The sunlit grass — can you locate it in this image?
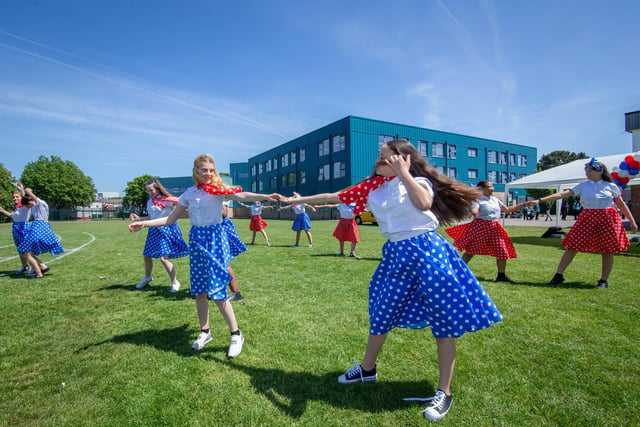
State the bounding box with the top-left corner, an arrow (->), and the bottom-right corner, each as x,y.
1,219 -> 638,425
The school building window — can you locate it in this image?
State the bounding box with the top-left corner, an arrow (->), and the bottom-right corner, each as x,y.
488,170 -> 498,182
258,162 -> 263,174
518,155 -> 527,167
318,139 -> 330,157
299,169 -> 306,184
332,135 -> 345,153
488,150 -> 497,164
318,164 -> 330,181
333,161 -> 346,178
435,165 -> 445,174
447,167 -> 457,179
378,135 -> 394,149
299,148 -> 306,162
468,169 -> 478,179
468,147 -> 478,158
281,154 -> 289,167
432,143 -> 444,158
270,176 -> 277,190
290,151 -> 296,165
500,171 -> 508,184
288,172 -> 296,186
499,152 -> 507,165
509,153 -> 516,166
419,141 -> 428,157
266,159 -> 272,172
448,145 -> 457,159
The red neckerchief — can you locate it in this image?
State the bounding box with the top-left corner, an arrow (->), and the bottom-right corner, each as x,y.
196,183 -> 242,195
151,195 -> 180,208
338,176 -> 395,215
14,202 -> 23,210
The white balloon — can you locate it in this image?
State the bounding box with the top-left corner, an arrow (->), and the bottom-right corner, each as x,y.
618,169 -> 629,178
612,166 -> 620,173
634,152 -> 640,162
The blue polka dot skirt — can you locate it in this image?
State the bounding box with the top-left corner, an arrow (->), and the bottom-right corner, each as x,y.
188,224 -> 232,300
18,220 -> 64,256
291,212 -> 312,231
369,231 -> 503,338
12,222 -> 30,247
142,223 -> 189,259
222,217 -> 247,259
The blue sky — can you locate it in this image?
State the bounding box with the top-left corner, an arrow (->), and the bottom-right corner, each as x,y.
1,0 -> 639,192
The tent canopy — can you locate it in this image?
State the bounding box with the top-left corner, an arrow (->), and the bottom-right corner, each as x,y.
505,153 -> 640,192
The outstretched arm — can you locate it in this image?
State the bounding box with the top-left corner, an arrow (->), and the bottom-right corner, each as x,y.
0,207 -> 11,217
536,189 -> 573,205
227,192 -> 279,203
129,204 -> 186,233
24,187 -> 39,203
279,192 -> 341,205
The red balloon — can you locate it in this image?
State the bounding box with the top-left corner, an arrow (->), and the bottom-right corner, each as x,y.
611,172 -> 620,179
625,155 -> 634,164
629,160 -> 640,169
618,176 -> 629,184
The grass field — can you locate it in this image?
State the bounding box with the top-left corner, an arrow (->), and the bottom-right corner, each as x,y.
1,218 -> 638,426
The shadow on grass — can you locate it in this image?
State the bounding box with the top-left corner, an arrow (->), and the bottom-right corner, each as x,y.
75,324 -> 216,357
475,275 -> 596,289
98,283 -> 193,300
209,356 -> 432,418
309,253 -> 381,261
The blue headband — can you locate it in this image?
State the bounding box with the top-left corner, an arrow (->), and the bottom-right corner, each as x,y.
585,157 -> 603,171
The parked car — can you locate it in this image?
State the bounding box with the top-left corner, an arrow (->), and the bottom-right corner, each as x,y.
355,210 -> 377,225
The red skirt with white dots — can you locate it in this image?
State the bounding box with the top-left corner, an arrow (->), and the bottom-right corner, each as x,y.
561,208 -> 630,253
445,218 -> 517,259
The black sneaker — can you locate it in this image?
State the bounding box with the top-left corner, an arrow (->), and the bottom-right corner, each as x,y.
422,389 -> 453,421
596,279 -> 608,289
495,273 -> 513,283
337,361 -> 377,384
548,273 -> 564,285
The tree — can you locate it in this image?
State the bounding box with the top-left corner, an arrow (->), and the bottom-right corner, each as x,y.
537,150 -> 588,171
0,163 -> 17,222
20,156 -> 96,209
122,174 -> 158,211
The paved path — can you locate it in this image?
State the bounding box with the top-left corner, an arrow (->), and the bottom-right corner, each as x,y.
500,216 -> 577,228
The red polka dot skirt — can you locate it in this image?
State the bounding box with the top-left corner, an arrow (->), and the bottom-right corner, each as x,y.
562,208 -> 630,253
445,218 -> 517,259
332,218 -> 360,243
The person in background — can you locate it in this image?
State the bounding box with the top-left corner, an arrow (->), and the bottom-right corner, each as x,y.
544,201 -> 553,221
279,193 -> 316,248
538,158 -> 637,288
0,190 -> 39,276
572,199 -> 581,220
445,181 -> 535,283
316,202 -> 361,258
277,140 -> 502,422
129,179 -> 188,292
560,200 -> 569,220
18,185 -> 63,276
239,201 -> 273,246
129,154 -> 276,357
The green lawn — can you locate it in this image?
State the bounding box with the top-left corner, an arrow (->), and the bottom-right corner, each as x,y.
1,219 -> 638,426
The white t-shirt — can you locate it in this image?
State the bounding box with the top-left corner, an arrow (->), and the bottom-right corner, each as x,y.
178,186 -> 224,227
367,176 -> 439,241
337,203 -> 355,219
11,206 -> 30,223
472,196 -> 503,221
31,199 -> 50,221
571,180 -> 620,209
250,204 -> 264,216
146,198 -> 176,220
293,203 -> 306,215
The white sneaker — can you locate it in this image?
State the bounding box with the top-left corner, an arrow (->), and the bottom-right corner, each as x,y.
266,240 -> 271,247
171,281 -> 181,292
308,243 -> 313,248
227,331 -> 244,358
136,276 -> 153,289
192,330 -> 212,350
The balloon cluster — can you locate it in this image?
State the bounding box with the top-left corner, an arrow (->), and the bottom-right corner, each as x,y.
611,152 -> 640,189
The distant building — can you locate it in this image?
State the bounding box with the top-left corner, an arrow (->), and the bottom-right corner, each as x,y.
230,115 -> 537,203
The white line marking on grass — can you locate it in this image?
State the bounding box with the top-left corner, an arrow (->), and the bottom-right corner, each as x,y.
0,232 -> 95,265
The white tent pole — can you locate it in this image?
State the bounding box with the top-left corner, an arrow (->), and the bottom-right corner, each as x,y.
555,185 -> 561,227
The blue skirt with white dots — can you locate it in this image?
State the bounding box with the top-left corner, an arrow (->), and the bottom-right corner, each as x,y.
369,231 -> 503,338
142,223 -> 189,259
188,224 -> 232,300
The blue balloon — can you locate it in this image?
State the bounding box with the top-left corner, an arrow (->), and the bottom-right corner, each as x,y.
628,168 -> 639,175
619,161 -> 629,170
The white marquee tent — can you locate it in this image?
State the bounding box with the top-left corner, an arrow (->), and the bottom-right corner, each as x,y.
505,153 -> 640,192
